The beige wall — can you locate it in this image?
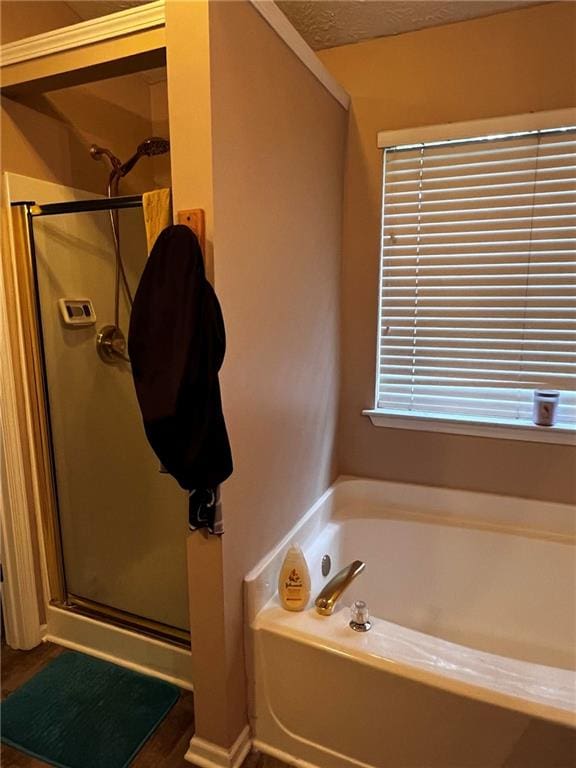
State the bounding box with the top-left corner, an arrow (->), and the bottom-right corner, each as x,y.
211,0 -> 346,742
211,0 -> 345,576
165,0 -> 346,749
149,78 -> 171,188
319,2 -> 576,505
165,0 -> 234,748
1,0 -> 80,44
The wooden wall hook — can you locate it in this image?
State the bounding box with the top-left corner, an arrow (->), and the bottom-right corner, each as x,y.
178,209 -> 206,255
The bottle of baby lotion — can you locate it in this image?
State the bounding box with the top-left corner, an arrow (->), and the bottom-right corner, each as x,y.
278,545 -> 311,611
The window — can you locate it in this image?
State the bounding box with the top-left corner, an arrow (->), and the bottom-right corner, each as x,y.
366,112 -> 576,443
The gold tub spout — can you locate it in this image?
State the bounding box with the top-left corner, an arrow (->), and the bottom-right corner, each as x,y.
315,560 -> 366,616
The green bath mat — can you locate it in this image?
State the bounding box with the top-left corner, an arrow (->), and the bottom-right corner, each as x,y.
1,650 -> 180,768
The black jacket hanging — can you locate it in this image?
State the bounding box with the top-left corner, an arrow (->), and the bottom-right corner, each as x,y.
128,225 -> 232,529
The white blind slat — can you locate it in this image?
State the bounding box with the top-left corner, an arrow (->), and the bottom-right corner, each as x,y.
385,191 -> 576,212
386,138 -> 576,166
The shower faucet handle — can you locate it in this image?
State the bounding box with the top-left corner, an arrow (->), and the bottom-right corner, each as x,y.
96,325 -> 130,364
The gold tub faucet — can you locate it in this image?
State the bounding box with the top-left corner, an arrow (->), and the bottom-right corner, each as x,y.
315,560 -> 366,616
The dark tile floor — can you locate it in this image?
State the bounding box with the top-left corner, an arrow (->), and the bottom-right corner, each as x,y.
1,642 -> 286,768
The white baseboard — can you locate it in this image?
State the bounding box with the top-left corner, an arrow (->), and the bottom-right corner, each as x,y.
185,725 -> 251,768
45,605 -> 193,690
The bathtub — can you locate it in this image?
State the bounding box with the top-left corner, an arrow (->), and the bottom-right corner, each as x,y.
245,478 -> 576,768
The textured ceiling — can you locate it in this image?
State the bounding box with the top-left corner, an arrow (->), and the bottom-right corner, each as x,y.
65,0 -> 147,20
66,0 -> 544,50
277,1 -> 544,49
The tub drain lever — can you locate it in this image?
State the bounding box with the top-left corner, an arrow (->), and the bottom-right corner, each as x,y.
349,600 -> 371,632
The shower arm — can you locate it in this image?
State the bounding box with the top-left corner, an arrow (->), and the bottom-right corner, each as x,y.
117,152 -> 141,179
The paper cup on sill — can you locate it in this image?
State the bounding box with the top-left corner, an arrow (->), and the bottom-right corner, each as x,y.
533,390 -> 560,427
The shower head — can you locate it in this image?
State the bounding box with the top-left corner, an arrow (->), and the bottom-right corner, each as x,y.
137,137 -> 170,157
118,136 -> 170,177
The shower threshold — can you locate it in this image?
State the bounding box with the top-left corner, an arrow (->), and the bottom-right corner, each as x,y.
54,594 -> 190,648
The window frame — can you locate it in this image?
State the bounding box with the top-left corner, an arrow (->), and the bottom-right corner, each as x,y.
364,108 -> 576,445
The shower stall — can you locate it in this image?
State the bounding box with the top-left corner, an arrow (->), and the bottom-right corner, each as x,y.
6,169 -> 190,653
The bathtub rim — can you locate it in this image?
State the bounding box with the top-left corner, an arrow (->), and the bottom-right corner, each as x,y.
255,603 -> 576,730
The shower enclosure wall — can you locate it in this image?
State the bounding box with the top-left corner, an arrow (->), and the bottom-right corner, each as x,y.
7,173 -> 189,647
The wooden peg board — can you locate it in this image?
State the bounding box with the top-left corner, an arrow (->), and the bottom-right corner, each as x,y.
177,208 -> 213,283
178,209 -> 206,255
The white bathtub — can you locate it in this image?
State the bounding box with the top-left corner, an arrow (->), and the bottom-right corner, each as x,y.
245,478 -> 576,768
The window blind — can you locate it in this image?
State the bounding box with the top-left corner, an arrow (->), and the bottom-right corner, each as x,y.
377,127 -> 576,428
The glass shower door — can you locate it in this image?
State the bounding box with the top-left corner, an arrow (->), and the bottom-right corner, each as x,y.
28,179 -> 189,637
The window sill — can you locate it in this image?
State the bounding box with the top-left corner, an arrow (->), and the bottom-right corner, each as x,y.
362,410 -> 576,446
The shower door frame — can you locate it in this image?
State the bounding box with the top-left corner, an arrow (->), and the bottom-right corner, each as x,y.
5,198 -> 190,648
